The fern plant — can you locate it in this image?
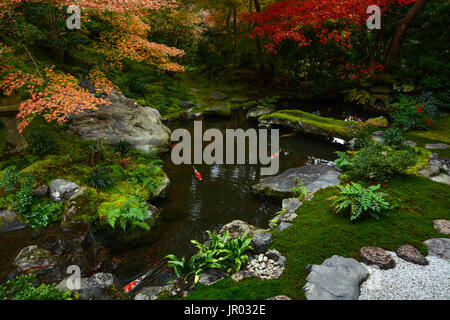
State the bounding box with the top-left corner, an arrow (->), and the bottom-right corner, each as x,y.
331,183 -> 390,221
106,197 -> 150,232
292,178 -> 308,200
347,89 -> 370,105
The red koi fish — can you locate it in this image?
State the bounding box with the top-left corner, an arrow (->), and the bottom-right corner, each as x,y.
271,152 -> 280,160
193,167 -> 203,181
123,273 -> 148,293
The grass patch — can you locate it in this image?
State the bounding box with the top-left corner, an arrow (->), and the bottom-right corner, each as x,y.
185,175 -> 450,300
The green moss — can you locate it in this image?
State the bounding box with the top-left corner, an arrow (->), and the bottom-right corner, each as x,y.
259,110 -> 362,139
186,175 -> 450,300
63,187 -> 99,224
365,117 -> 389,128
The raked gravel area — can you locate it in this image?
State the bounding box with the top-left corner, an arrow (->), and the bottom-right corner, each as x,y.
359,251 -> 450,300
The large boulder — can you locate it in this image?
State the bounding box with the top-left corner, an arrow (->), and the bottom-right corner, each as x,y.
252,164 -> 341,199
303,255 -> 369,300
67,92 -> 171,154
423,238 -> 450,261
50,179 -> 80,203
282,198 -> 302,212
433,219 -> 450,235
0,209 -> 26,233
359,246 -> 396,270
57,272 -> 127,300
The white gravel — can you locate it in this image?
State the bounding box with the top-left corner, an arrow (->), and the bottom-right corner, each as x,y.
359,251 -> 450,300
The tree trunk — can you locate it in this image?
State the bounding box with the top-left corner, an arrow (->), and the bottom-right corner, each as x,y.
385,0 -> 428,66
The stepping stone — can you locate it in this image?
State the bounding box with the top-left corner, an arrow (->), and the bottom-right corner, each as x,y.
266,295 -> 291,300
425,143 -> 449,150
179,101 -> 195,108
396,245 -> 428,265
418,165 -> 440,178
433,219 -> 450,235
282,198 -> 302,212
0,210 -> 26,233
403,140 -> 417,147
209,92 -> 229,101
231,97 -> 250,103
199,269 -> 229,286
277,222 -> 293,232
359,246 -> 396,270
430,173 -> 450,185
423,238 -> 450,260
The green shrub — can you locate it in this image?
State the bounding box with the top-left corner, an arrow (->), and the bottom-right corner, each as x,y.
25,202 -> 62,228
27,130 -> 57,155
87,165 -> 114,189
12,174 -> 35,216
0,166 -> 20,192
106,196 -> 150,232
382,129 -> 405,149
0,273 -> 72,300
292,178 -> 308,200
331,183 -> 391,221
349,143 -> 417,181
390,94 -> 438,131
112,141 -> 133,157
334,151 -> 353,171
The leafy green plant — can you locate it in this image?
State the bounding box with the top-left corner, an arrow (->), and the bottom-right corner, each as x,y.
220,233 -> 253,273
382,128 -> 405,149
25,202 -> 62,228
87,165 -> 114,189
0,166 -> 20,192
390,94 -> 438,131
27,130 -> 56,155
331,183 -> 391,221
334,151 -> 354,171
112,140 -> 133,157
106,196 -> 150,232
12,174 -> 35,216
257,96 -> 279,108
292,178 -> 308,200
0,273 -> 72,300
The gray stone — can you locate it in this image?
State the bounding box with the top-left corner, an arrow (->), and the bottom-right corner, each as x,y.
359,246 -> 396,270
179,101 -> 196,108
199,269 -> 229,286
433,219 -> 450,235
266,295 -> 291,300
67,92 -> 171,154
14,245 -> 56,271
134,285 -> 172,300
403,140 -> 417,147
425,143 -> 449,150
33,185 -> 48,198
0,210 -> 26,233
50,179 -> 80,202
423,238 -> 450,260
282,198 -> 302,212
252,164 -> 341,199
430,173 -> 450,185
220,220 -> 266,239
231,270 -> 257,282
205,104 -> 230,117
265,249 -> 282,261
303,255 -> 369,300
278,256 -> 286,267
347,138 -> 360,151
209,92 -> 229,101
250,232 -> 273,254
246,106 -> 275,120
277,222 -> 293,232
269,211 -> 297,229
57,272 -> 125,300
418,165 -> 440,178
396,245 -> 428,265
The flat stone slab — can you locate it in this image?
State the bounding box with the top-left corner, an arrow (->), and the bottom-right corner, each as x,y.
252,164 -> 341,199
266,295 -> 292,300
423,238 -> 450,260
282,198 -> 302,212
425,143 -> 449,150
433,219 -> 450,235
303,255 -> 369,300
430,173 -> 450,185
209,92 -> 229,101
396,245 -> 428,265
359,246 -> 396,270
277,222 -> 293,232
199,269 -> 229,286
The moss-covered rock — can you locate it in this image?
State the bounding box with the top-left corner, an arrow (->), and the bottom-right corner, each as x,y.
365,116 -> 389,128
259,110 -> 363,140
63,187 -> 99,224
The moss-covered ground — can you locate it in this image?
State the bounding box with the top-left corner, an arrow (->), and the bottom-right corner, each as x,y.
180,175 -> 450,300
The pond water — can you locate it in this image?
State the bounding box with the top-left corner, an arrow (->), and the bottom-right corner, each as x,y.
114,109 -> 345,286
0,107 -> 346,288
